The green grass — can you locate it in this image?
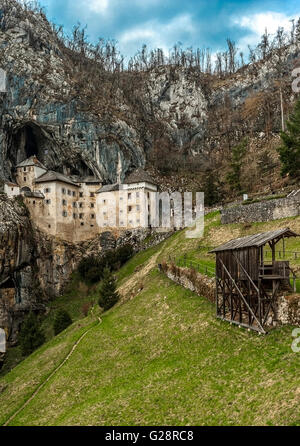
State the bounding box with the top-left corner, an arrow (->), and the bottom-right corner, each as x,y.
1,213 -> 299,426
0,269 -> 299,426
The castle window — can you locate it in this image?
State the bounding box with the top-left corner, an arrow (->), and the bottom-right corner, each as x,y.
90,203 -> 95,208
136,192 -> 140,198
44,188 -> 51,194
72,191 -> 76,197
91,214 -> 95,219
48,224 -> 51,229
103,199 -> 106,204
79,214 -> 84,219
79,192 -> 83,197
120,221 -> 124,226
73,213 -> 77,219
80,222 -> 84,226
24,177 -> 27,182
23,167 -> 27,172
33,200 -> 36,205
62,199 -> 67,206
137,219 -> 140,224
62,211 -> 67,217
129,220 -> 132,224
90,192 -> 95,197
137,205 -> 140,211
120,197 -> 123,201
147,192 -> 150,199
67,190 -> 71,196
103,212 -> 107,216
79,203 -> 83,208
46,199 -> 51,205
128,206 -> 132,212
62,188 -> 66,195
73,202 -> 77,208
128,193 -> 132,200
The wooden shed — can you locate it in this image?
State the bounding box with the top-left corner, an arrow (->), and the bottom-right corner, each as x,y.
210,228 -> 298,333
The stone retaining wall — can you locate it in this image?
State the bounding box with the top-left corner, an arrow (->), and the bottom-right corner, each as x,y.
160,262 -> 300,329
221,196 -> 300,224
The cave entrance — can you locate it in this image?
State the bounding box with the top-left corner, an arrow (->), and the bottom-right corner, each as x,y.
12,124 -> 47,165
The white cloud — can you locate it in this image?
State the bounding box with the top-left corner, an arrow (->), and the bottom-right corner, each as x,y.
89,0 -> 109,15
118,14 -> 196,55
87,0 -> 164,16
232,11 -> 300,53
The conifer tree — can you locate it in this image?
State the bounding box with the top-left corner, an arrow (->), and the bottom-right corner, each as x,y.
19,312 -> 45,356
226,138 -> 247,192
98,268 -> 120,311
278,100 -> 300,178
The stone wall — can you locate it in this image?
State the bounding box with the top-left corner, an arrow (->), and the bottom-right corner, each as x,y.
221,196 -> 300,224
160,262 -> 300,329
160,262 -> 215,303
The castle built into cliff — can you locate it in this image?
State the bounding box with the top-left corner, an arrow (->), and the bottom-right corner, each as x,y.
3,156 -> 158,242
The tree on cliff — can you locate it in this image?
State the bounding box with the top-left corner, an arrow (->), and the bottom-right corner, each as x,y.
53,310 -> 72,336
226,138 -> 248,192
278,99 -> 300,178
98,268 -> 120,312
19,312 -> 45,356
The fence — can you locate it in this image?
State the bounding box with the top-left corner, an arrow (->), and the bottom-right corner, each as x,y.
166,254 -> 216,278
264,250 -> 300,261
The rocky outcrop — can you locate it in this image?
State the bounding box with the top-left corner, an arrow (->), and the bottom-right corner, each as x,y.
0,195 -> 173,346
0,195 -> 43,345
0,0 -> 299,190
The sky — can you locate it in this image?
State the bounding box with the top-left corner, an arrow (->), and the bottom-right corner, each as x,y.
38,0 -> 300,61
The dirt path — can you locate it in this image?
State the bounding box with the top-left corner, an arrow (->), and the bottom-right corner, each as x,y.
118,252 -> 161,299
3,319 -> 100,427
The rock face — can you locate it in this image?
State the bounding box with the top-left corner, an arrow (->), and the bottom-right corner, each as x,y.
0,0 -> 299,189
0,195 -> 42,345
0,194 -> 173,346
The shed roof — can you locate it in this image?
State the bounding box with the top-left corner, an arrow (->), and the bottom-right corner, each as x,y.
35,171 -> 79,187
210,228 -> 298,253
124,167 -> 157,185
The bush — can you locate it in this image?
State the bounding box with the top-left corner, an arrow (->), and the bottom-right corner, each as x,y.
78,256 -> 103,283
117,244 -> 134,264
78,245 -> 134,284
19,312 -> 45,356
82,302 -> 91,317
98,268 -> 120,311
53,310 -> 72,335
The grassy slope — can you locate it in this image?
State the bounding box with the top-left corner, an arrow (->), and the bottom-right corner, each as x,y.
0,213 -> 300,426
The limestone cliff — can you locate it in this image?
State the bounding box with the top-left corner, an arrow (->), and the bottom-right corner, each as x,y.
0,194 -> 171,347
0,0 -> 299,192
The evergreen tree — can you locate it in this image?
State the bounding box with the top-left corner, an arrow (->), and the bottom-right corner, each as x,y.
204,172 -> 220,206
98,268 -> 120,311
53,310 -> 72,335
278,99 -> 300,178
19,312 -> 45,356
226,139 -> 247,192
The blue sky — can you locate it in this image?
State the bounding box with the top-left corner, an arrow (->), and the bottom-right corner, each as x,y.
38,0 -> 300,60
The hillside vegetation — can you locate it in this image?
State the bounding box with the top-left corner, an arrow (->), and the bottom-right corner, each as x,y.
0,213 -> 300,426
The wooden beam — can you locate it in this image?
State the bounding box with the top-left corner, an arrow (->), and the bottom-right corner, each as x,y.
219,259 -> 266,333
